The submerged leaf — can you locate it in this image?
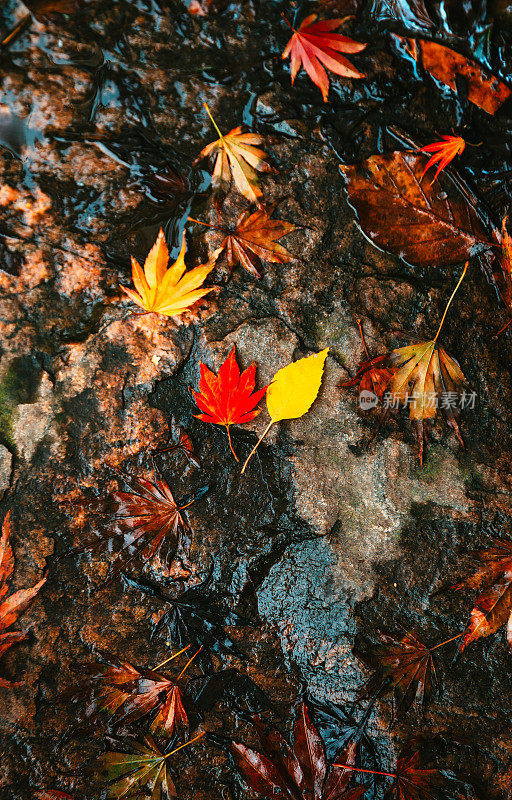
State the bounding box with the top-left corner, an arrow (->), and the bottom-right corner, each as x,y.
231,702 -> 363,800
75,473 -> 208,578
155,420 -> 201,469
282,14 -> 366,102
121,229 -> 217,319
368,0 -> 434,31
123,573 -> 247,661
195,104 -> 273,205
339,151 -> 489,267
0,512 -> 46,686
357,631 -> 439,717
398,37 -> 511,115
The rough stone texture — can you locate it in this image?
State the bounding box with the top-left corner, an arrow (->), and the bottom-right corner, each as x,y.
1,0 -> 512,798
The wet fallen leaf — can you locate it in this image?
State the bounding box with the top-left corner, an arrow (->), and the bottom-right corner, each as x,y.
23,0 -> 76,17
350,263 -> 471,462
308,696 -> 379,793
33,792 -> 75,800
342,320 -> 394,403
190,204 -> 296,279
387,339 -> 468,463
231,702 -> 364,800
282,14 -> 366,102
241,349 -> 329,472
368,0 -> 434,30
121,229 -> 217,319
155,419 -> 201,468
97,732 -> 204,799
0,511 -> 46,687
185,668 -> 271,715
339,151 -> 489,267
192,345 -> 267,460
452,538 -> 512,653
383,749 -> 444,800
419,135 -> 466,184
74,474 -> 208,579
123,573 -> 247,662
67,646 -> 199,737
357,631 -> 439,717
194,103 -> 273,205
488,215 -> 512,331
399,38 -> 511,115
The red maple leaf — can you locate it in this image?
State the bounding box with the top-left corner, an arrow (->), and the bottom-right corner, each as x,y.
192,346 -> 267,461
282,14 -> 366,102
231,702 -> 364,800
0,512 -> 46,687
419,135 -> 465,183
67,645 -> 200,737
451,538 -> 512,654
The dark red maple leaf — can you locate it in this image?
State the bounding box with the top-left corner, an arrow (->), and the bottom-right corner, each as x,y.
342,320 -> 394,403
384,750 -> 444,800
192,346 -> 267,461
154,419 -> 201,468
356,631 -> 440,718
334,746 -> 450,800
282,15 -> 366,102
74,474 -> 208,578
231,701 -> 364,800
0,512 -> 46,687
66,645 -> 201,737
451,538 -> 512,654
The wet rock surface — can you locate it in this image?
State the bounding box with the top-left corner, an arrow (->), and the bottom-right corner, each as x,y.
1,0 -> 512,798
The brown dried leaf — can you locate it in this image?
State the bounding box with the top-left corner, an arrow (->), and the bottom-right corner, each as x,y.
399,37 -> 511,115
339,150 -> 489,267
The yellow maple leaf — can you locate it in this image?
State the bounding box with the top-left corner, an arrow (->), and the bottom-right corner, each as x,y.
121,229 -> 216,318
241,348 -> 329,473
194,103 -> 273,205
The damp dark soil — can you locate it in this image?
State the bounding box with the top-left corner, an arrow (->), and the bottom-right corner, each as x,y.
2,0 -> 512,798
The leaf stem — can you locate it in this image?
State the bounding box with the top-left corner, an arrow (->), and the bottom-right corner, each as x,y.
188,216 -> 215,229
153,644 -> 191,671
163,731 -> 205,760
176,646 -> 203,680
203,102 -> 223,139
356,318 -> 371,359
281,13 -> 295,31
332,764 -> 397,779
226,426 -> 239,461
430,632 -> 463,651
241,419 -> 274,474
433,261 -> 469,343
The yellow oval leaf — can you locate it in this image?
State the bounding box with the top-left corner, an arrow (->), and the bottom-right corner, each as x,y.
266,348 -> 329,423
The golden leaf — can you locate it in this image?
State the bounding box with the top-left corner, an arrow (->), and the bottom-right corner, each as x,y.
241,349 -> 329,473
121,229 -> 217,319
194,103 -> 273,205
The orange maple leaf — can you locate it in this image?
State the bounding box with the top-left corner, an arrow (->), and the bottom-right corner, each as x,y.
121,229 -> 217,319
419,134 -> 465,183
282,14 -> 366,102
192,346 -> 267,461
0,511 -> 46,687
194,104 -> 273,205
